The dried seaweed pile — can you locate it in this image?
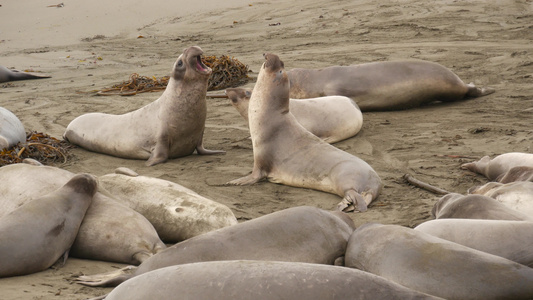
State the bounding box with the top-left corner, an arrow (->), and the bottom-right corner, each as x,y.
97,73 -> 170,96
96,55 -> 249,96
0,132 -> 74,167
203,55 -> 250,90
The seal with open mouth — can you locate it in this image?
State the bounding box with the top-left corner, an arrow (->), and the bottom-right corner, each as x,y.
64,46 -> 223,166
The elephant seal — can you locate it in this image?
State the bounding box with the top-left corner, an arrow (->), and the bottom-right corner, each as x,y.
102,260 -> 441,300
76,206 -> 355,287
0,65 -> 51,83
226,53 -> 382,212
98,169 -> 238,243
468,181 -> 533,216
287,60 -> 494,111
225,87 -> 363,143
431,193 -> 532,221
496,166 -> 533,183
0,107 -> 26,149
0,174 -> 96,278
64,46 -> 223,166
461,152 -> 533,181
345,223 -> 533,300
414,219 -> 533,267
0,163 -> 166,264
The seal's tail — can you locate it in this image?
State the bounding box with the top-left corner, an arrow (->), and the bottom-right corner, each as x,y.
466,82 -> 495,98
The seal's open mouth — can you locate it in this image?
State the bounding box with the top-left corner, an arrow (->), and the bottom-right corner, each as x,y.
196,55 -> 211,74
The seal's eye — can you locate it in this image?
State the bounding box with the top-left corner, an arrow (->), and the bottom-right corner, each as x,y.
177,60 -> 183,67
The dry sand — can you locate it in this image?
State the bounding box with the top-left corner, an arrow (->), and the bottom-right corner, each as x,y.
0,0 -> 532,299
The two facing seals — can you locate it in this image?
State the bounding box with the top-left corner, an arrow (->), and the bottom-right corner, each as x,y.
226,53 -> 382,212
64,46 -> 223,166
287,60 -> 494,111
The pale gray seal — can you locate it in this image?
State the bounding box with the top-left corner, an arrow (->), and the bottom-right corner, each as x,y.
63,46 -> 223,166
431,193 -> 532,221
0,163 -> 166,264
0,65 -> 50,83
345,223 -> 533,300
0,107 -> 26,149
468,181 -> 533,216
102,260 -> 442,300
76,206 -> 355,287
461,152 -> 533,181
225,87 -> 363,143
287,60 -> 494,111
414,219 -> 533,267
98,169 -> 238,243
0,174 -> 96,278
226,53 -> 382,212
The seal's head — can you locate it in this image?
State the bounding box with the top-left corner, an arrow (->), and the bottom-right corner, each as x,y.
225,88 -> 252,119
171,46 -> 212,82
256,53 -> 290,111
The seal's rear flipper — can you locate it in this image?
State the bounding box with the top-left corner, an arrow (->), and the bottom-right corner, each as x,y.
337,190 -> 368,212
466,82 -> 495,98
75,266 -> 137,287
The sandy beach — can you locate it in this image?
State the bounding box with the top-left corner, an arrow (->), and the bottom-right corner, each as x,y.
0,0 -> 532,298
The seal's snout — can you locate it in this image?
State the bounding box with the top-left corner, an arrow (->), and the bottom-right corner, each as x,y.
263,53 -> 284,72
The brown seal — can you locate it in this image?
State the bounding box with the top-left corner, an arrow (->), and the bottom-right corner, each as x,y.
287,60 -> 494,111
63,46 -> 223,166
0,174 -> 96,278
225,87 -> 363,143
226,53 -> 382,212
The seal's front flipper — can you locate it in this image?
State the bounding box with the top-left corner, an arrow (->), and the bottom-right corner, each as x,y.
51,249 -> 70,269
196,131 -> 225,155
146,137 -> 169,166
225,170 -> 264,186
75,266 -> 137,287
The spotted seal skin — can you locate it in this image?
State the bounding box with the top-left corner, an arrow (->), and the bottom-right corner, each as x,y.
0,174 -> 96,278
226,53 -> 382,212
287,60 -> 494,111
64,46 -> 224,166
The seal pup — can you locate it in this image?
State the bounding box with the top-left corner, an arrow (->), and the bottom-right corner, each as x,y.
0,163 -> 166,265
226,53 -> 382,212
102,260 -> 441,300
0,65 -> 51,83
64,46 -> 223,166
225,87 -> 363,143
76,206 -> 355,287
431,193 -> 532,221
468,181 -> 533,216
0,107 -> 26,149
0,174 -> 96,278
415,219 -> 533,267
345,223 -> 533,300
461,152 -> 533,181
287,60 -> 494,111
98,168 -> 238,243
